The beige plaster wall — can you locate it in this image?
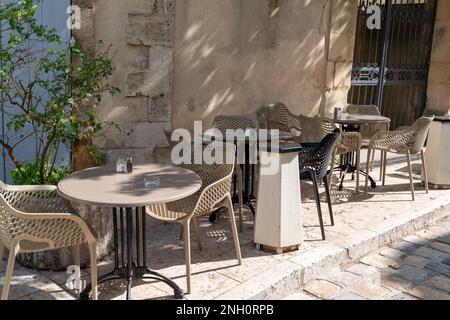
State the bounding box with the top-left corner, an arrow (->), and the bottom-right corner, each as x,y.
87,0 -> 357,158
172,0 -> 357,130
426,0 -> 450,116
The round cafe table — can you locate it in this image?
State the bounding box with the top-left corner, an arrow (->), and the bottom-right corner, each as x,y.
58,163 -> 202,300
333,113 -> 391,190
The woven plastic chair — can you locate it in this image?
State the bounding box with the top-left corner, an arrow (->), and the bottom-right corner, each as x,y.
365,116 -> 434,200
146,143 -> 242,294
264,103 -> 301,140
0,181 -> 97,300
298,115 -> 362,193
343,104 -> 389,174
298,129 -> 341,240
212,115 -> 258,232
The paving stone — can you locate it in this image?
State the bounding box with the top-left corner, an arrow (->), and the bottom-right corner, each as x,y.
438,255 -> 450,266
404,235 -> 430,247
416,227 -> 449,241
333,291 -> 367,300
408,286 -> 450,300
425,262 -> 450,278
430,242 -> 450,254
426,276 -> 450,293
393,265 -> 434,284
401,255 -> 430,269
303,280 -> 342,299
413,246 -> 446,260
349,280 -> 391,300
345,263 -> 379,280
390,241 -> 420,255
436,235 -> 450,246
360,254 -> 401,270
379,247 -> 406,260
283,291 -> 318,300
378,273 -> 415,292
385,293 -> 419,300
320,271 -> 362,288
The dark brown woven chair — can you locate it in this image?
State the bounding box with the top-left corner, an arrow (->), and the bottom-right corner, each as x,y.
299,129 -> 341,240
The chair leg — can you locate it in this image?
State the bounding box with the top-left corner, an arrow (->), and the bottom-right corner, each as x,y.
421,150 -> 429,194
406,150 -> 415,201
1,242 -> 20,300
225,195 -> 242,264
323,176 -> 334,226
71,245 -> 81,293
328,148 -> 337,190
365,147 -> 372,193
236,165 -> 244,232
193,217 -> 203,251
88,241 -> 98,300
369,148 -> 376,172
183,220 -> 192,294
311,174 -> 326,240
382,151 -> 387,187
0,243 -> 4,271
355,149 -> 361,194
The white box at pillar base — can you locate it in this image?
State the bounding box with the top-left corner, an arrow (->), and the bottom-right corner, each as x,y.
424,116 -> 450,188
254,144 -> 303,254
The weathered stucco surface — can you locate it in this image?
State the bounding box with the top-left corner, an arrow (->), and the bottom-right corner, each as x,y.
90,0 -> 357,152
173,0 -> 357,130
425,0 -> 450,116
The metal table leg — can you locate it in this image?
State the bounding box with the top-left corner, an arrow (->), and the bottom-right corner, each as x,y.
80,207 -> 183,300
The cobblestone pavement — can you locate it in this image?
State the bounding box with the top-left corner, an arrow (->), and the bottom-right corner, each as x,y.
284,220 -> 450,300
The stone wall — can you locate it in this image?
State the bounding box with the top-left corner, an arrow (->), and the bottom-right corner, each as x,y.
172,0 -> 357,131
425,0 -> 450,116
81,0 -> 358,151
93,0 -> 174,164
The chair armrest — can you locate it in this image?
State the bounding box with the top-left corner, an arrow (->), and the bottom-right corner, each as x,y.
0,188 -> 74,214
369,130 -> 412,152
0,183 -> 57,192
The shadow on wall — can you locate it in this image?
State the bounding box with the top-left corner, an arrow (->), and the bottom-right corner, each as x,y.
172,0 -> 354,130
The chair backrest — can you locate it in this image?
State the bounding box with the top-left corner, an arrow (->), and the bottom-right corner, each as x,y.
300,129 -> 341,180
343,104 -> 384,139
264,103 -> 301,132
213,115 -> 257,133
167,142 -> 237,216
298,114 -> 336,143
406,116 -> 434,154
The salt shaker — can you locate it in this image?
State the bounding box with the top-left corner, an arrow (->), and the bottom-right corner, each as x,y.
116,157 -> 127,174
126,156 -> 133,173
334,107 -> 342,119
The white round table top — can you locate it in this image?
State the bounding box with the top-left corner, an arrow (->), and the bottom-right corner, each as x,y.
57,163 -> 202,207
334,114 -> 391,125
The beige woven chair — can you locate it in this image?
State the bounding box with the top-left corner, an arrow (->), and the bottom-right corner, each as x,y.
343,104 -> 389,174
264,103 -> 301,141
212,115 -> 257,232
298,115 -> 362,193
365,117 -> 434,200
146,143 -> 242,294
0,181 -> 97,300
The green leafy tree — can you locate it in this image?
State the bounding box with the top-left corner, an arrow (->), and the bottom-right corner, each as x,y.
0,0 -> 119,185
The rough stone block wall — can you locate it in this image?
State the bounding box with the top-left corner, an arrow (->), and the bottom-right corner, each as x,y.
426,0 -> 450,116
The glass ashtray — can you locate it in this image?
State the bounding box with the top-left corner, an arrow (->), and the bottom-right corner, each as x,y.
144,176 -> 160,188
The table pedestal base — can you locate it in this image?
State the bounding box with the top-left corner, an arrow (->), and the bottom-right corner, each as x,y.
80,207 -> 183,300
333,164 -> 377,191
254,152 -> 303,252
